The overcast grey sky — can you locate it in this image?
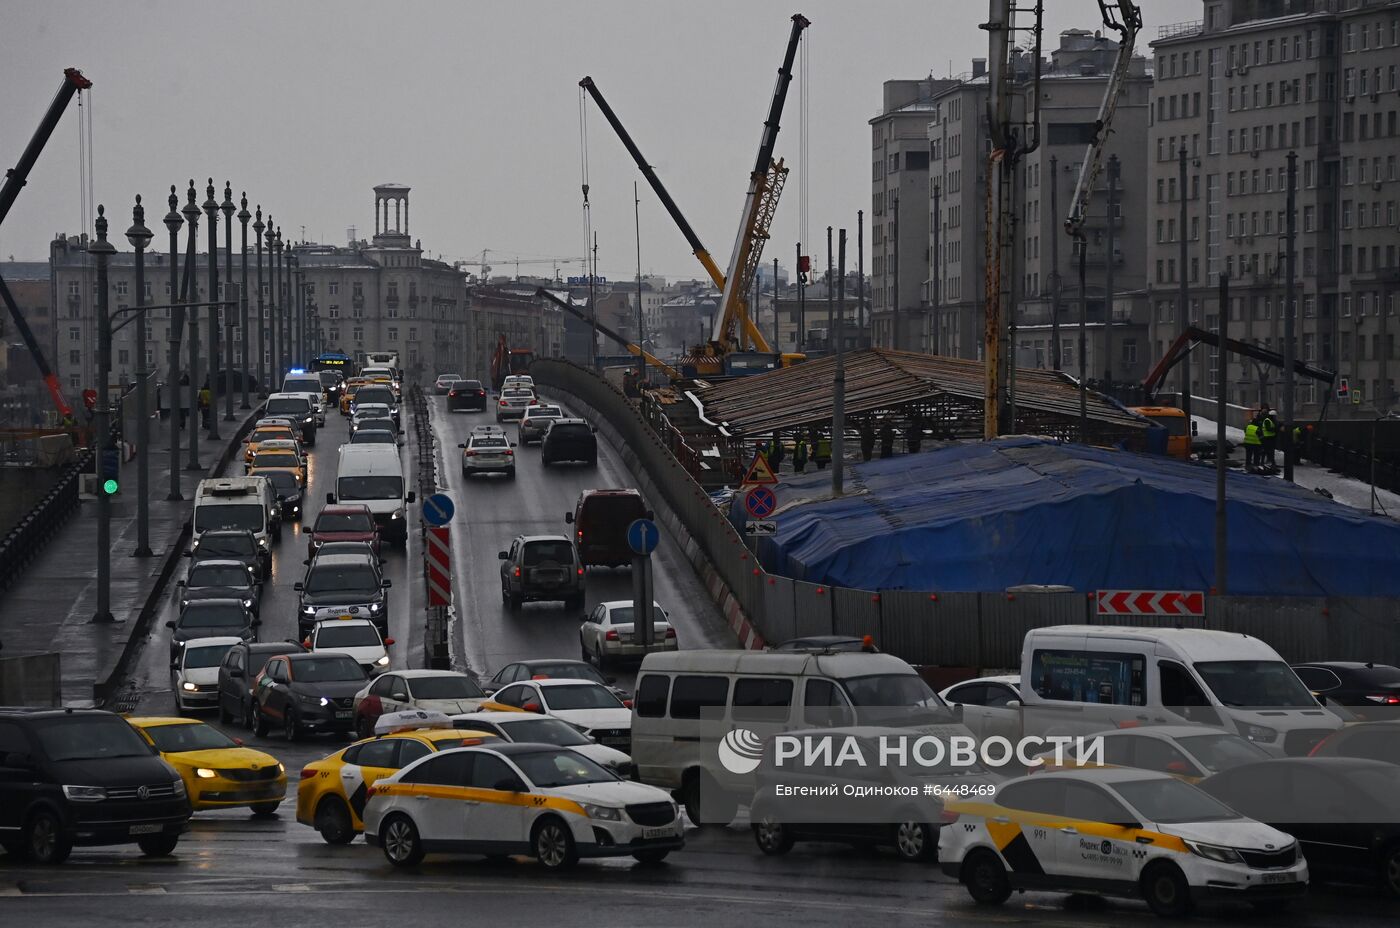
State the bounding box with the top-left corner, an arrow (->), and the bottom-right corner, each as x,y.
2,0 -> 1199,280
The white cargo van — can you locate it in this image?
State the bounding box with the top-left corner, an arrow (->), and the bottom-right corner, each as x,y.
329,445 -> 415,545
1014,626 -> 1343,756
281,372 -> 326,425
631,650 -> 952,824
194,477 -> 278,548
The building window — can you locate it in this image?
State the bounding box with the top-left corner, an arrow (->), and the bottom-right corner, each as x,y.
69,350 -> 81,365
328,282 -> 339,295
352,327 -> 363,342
69,326 -> 80,342
67,280 -> 79,296
387,327 -> 398,341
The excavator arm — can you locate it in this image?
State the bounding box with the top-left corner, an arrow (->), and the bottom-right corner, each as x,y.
1143,326 -> 1336,397
535,288 -> 682,380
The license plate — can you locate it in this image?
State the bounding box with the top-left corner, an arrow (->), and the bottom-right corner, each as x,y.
1260,872 -> 1296,884
642,826 -> 675,840
129,824 -> 162,835
335,710 -> 353,719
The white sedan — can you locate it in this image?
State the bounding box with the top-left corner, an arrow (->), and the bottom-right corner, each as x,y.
450,710 -> 633,778
307,617 -> 392,676
353,669 -> 488,739
580,600 -> 678,669
365,744 -> 683,869
434,373 -> 461,394
486,679 -> 632,752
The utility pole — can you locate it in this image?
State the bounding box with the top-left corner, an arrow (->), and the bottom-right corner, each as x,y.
126,196 -> 154,558
796,241 -> 805,351
1215,273 -> 1229,594
163,187 -> 184,500
633,182 -> 645,383
1178,144 -> 1190,420
1283,150 -> 1297,482
1104,154 -> 1119,389
182,181 -> 201,471
1049,154 -> 1061,370
237,193 -> 251,409
891,192 -> 900,350
1077,234 -> 1088,440
772,257 -> 779,349
253,207 -> 265,397
221,183 -> 235,422
203,180 -> 221,441
857,211 -> 866,343
826,226 -> 834,349
833,229 -> 847,496
931,184 -> 941,355
89,206 -> 116,623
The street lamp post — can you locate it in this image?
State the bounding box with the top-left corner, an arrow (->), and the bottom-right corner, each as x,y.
88,205 -> 117,623
163,187 -> 185,500
253,207 -> 266,397
237,193 -> 251,408
126,195 -> 154,557
221,182 -> 236,422
268,221 -> 279,383
182,181 -> 202,471
203,180 -> 222,441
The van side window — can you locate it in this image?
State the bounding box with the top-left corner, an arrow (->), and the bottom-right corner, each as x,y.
1030,649 -> 1146,706
803,679 -> 854,727
668,676 -> 729,720
635,675 -> 670,718
731,678 -> 793,723
1158,660 -> 1220,726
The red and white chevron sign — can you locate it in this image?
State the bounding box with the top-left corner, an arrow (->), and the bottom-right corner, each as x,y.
1096,589 -> 1205,617
426,526 -> 451,607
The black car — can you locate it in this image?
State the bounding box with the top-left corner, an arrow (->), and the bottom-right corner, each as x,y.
1199,756 -> 1400,897
353,416 -> 398,438
1308,721 -> 1400,765
263,395 -> 318,445
177,559 -> 261,617
351,386 -> 399,426
498,534 -> 585,610
483,658 -> 627,700
251,652 -> 368,740
772,635 -> 877,653
186,528 -> 268,580
1292,662 -> 1400,719
262,469 -> 305,523
295,552 -> 391,637
216,640 -> 305,729
447,379 -> 487,411
166,598 -> 259,661
319,370 -> 345,404
540,418 -> 597,466
0,708 -> 191,864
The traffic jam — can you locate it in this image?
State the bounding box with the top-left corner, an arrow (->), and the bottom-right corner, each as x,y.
3,363 -> 1398,922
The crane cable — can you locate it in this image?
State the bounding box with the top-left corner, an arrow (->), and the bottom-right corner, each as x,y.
578,86 -> 593,282
799,28 -> 809,254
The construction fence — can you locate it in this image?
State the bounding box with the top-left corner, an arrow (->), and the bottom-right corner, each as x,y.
531,360 -> 1400,669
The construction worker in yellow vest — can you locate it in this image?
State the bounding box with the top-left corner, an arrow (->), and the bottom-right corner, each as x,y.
1259,408 -> 1278,471
1243,416 -> 1262,469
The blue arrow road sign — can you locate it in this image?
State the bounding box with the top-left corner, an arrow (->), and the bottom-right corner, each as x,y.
627,518 -> 660,556
422,492 -> 455,526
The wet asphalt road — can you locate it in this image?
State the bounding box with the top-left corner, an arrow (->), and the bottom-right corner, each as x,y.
4,396 -> 1399,926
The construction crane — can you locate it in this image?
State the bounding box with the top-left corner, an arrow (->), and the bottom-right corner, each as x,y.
580,12 -> 809,378
458,250 -> 586,281
535,288 -> 681,380
0,68 -> 92,421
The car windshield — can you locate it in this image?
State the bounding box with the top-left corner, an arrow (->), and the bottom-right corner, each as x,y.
195,503 -> 263,533
521,663 -> 608,686
184,642 -> 236,670
253,453 -> 299,469
305,564 -> 380,595
266,399 -> 310,415
337,476 -> 403,501
195,535 -> 254,558
1175,733 -> 1272,772
143,723 -> 237,753
253,429 -> 296,443
317,512 -> 375,532
513,748 -> 617,787
358,419 -> 396,434
522,541 -> 575,565
1195,661 -> 1319,708
356,406 -> 390,417
458,381 -> 483,391
543,684 -> 623,711
410,676 -> 485,699
180,602 -> 247,628
528,407 -> 562,418
842,673 -> 942,708
439,374 -> 462,381
36,717 -> 153,762
351,430 -> 395,444
356,389 -> 394,405
319,372 -> 342,386
550,424 -> 592,440
189,564 -> 252,588
497,717 -> 590,747
1113,776 -> 1240,824
293,657 -> 366,682
266,472 -> 300,494
604,605 -> 665,625
315,624 -> 381,648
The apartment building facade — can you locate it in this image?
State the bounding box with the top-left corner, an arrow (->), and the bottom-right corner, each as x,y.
1147,0 -> 1400,418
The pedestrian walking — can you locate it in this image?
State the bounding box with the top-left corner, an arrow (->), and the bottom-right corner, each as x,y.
1243,415 -> 1261,470
198,386 -> 212,428
859,422 -> 875,462
792,435 -> 808,473
879,421 -> 894,458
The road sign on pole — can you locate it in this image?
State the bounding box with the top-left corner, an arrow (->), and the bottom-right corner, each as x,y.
422,492 -> 455,526
741,451 -> 779,486
744,485 -> 777,518
1096,589 -> 1204,617
627,518 -> 658,648
626,518 -> 660,557
426,526 -> 452,607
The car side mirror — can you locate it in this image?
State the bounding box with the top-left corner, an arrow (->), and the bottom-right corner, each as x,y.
498,551 -> 509,560
564,512 -> 574,524
391,692 -> 408,701
1,752 -> 35,770
510,442 -> 517,448
406,491 -> 416,503
494,778 -> 524,793
523,702 -> 542,713
170,661 -> 179,670
176,579 -> 186,587
165,620 -> 176,629
384,638 -> 395,646
302,558 -> 311,566
229,668 -> 244,678
293,582 -> 304,591
381,578 -> 392,588
1005,699 -> 1021,708
604,676 -> 617,685
458,443 -> 467,449
183,549 -> 193,557
233,737 -> 244,746
326,492 -> 336,504
252,618 -> 262,626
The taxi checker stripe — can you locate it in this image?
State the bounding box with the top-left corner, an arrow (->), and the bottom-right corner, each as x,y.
948,801 -> 1189,853
370,782 -> 586,817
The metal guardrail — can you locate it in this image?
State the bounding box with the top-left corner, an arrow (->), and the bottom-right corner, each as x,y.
407,384 -> 450,670
0,653 -> 61,706
533,359 -> 1400,668
0,445 -> 91,592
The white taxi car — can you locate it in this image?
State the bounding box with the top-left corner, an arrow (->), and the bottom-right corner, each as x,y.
939,768 -> 1307,917
306,617 -> 392,676
579,600 -> 678,669
364,743 -> 683,869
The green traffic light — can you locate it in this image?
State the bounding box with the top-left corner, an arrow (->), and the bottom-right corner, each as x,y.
102,479 -> 119,495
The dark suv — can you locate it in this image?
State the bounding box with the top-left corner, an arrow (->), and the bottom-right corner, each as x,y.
540,418 -> 598,466
186,528 -> 268,580
216,640 -> 305,728
295,551 -> 391,637
251,653 -> 368,740
448,379 -> 488,411
499,534 -> 585,610
0,708 -> 191,864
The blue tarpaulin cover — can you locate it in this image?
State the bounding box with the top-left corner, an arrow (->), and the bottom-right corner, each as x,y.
756,436 -> 1400,595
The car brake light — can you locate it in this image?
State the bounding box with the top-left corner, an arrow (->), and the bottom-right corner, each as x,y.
513,567 -> 521,578
300,767 -> 317,780
622,699 -> 633,709
499,400 -> 508,406
577,567 -> 584,576
577,530 -> 583,539
1363,694 -> 1400,704
477,390 -> 485,396
505,449 -> 514,456
605,630 -> 619,641
665,628 -> 676,638
464,450 -> 477,456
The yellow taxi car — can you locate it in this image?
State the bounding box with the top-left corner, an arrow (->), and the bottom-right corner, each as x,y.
340,379 -> 369,415
296,711 -> 496,844
248,440 -> 306,486
243,424 -> 302,465
128,717 -> 287,816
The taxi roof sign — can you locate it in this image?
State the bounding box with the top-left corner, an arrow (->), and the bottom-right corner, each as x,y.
741,451 -> 779,486
373,709 -> 454,736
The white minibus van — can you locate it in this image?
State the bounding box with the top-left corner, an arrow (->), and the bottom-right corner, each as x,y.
328,445 -> 415,545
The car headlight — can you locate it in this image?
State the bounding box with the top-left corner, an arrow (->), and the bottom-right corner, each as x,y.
62,785 -> 107,802
369,602 -> 382,613
299,694 -> 329,707
171,779 -> 187,798
257,538 -> 269,550
195,768 -> 218,779
277,762 -> 286,774
242,598 -> 254,609
375,655 -> 390,666
301,605 -> 317,616
1242,723 -> 1278,744
1185,840 -> 1245,864
182,681 -> 198,691
579,802 -> 622,821
390,510 -> 403,520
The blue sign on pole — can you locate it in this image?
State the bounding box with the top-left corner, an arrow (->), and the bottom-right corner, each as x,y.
745,486 -> 776,519
422,492 -> 455,526
626,518 -> 660,557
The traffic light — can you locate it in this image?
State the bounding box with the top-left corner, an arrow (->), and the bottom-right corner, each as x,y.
100,447 -> 120,495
